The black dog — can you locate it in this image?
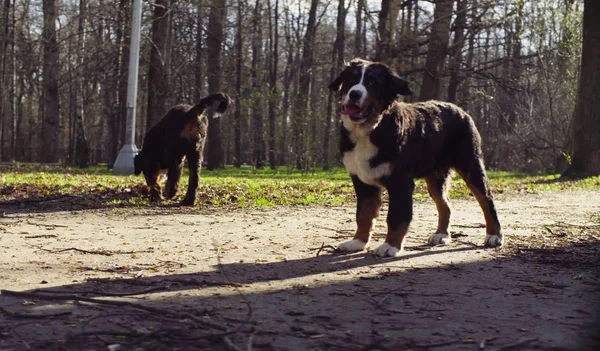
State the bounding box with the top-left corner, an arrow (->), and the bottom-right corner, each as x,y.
328,58 -> 502,257
134,93 -> 231,205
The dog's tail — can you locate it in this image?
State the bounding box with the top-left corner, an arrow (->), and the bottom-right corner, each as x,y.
188,93 -> 232,117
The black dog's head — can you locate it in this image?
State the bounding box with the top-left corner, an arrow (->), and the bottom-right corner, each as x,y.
328,58 -> 412,126
133,151 -> 144,176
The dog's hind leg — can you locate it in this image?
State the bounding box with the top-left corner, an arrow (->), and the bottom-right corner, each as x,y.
426,170 -> 453,245
455,159 -> 503,247
338,176 -> 382,253
181,152 -> 200,206
165,157 -> 184,199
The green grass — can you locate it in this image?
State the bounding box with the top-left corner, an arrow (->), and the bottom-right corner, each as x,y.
0,163 -> 598,209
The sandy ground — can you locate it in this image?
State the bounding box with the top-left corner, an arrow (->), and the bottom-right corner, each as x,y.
0,189 -> 599,351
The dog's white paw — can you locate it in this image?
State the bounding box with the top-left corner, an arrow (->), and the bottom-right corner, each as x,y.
338,239 -> 367,252
373,243 -> 402,257
484,234 -> 504,247
428,233 -> 451,245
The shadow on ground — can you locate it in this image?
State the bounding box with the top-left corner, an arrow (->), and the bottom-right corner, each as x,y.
1,242 -> 599,351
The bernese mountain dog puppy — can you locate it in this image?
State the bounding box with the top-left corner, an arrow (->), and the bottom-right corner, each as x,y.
328,58 -> 502,257
134,93 -> 232,206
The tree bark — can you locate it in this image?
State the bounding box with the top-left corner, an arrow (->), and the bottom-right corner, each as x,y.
41,0 -> 60,163
206,0 -> 226,169
355,0 -> 364,58
233,0 -> 242,167
146,0 -> 171,128
447,0 -> 466,103
267,0 -> 279,169
376,0 -> 401,63
251,0 -> 265,168
74,0 -> 89,168
291,0 -> 318,171
324,0 -> 347,170
563,0 -> 600,177
419,0 -> 453,101
194,0 -> 204,101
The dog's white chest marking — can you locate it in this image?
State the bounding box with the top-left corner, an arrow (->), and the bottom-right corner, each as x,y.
343,136 -> 392,186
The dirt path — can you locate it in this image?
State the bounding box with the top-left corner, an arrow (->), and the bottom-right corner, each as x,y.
0,190 -> 599,350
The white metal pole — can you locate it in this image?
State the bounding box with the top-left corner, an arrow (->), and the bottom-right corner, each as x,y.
112,0 -> 142,174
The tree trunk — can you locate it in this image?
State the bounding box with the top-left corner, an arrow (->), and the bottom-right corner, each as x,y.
355,0 -> 364,57
117,0 -> 130,157
324,0 -> 347,170
194,0 -> 204,101
206,0 -> 226,169
251,0 -> 265,169
563,0 -> 600,177
376,0 -> 401,63
233,0 -> 242,167
41,0 -> 60,163
267,0 -> 279,169
74,0 -> 89,168
419,0 -> 453,101
291,0 -> 318,171
447,0 -> 466,103
146,0 -> 171,128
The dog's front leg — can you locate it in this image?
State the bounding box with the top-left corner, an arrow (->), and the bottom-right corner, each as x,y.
338,176 -> 382,253
374,175 -> 414,257
181,152 -> 200,206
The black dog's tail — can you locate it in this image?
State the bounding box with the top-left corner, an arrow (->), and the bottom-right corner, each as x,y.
188,93 -> 232,117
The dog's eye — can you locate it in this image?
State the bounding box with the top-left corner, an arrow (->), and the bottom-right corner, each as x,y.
368,78 -> 377,86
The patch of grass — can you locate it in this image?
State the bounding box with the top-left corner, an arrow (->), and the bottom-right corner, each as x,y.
0,163 -> 598,210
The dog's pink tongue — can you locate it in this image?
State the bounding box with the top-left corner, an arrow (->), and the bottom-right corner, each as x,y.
339,106 -> 363,117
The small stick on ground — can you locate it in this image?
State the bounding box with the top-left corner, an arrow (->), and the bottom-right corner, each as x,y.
223,336 -> 243,351
0,289 -> 228,332
0,307 -> 71,319
30,245 -> 153,256
495,338 -> 538,351
310,242 -> 338,257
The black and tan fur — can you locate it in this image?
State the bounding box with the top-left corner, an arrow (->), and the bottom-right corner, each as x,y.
134,93 -> 232,206
328,58 -> 502,257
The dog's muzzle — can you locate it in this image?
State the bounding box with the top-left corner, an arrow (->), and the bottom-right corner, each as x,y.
338,104 -> 373,123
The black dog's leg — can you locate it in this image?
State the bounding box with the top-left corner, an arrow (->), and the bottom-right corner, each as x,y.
181,152 -> 200,206
425,170 -> 453,245
455,158 -> 502,247
373,174 -> 414,257
165,157 -> 184,199
145,170 -> 162,203
337,176 -> 382,253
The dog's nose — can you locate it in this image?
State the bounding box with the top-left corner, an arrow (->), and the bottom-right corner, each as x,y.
348,90 -> 362,103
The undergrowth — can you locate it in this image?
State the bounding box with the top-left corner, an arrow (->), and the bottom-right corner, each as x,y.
0,163 -> 598,210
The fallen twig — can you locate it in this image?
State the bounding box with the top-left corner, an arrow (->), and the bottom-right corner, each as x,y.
34,286 -> 166,297
0,307 -> 71,319
24,234 -> 59,239
26,221 -> 69,228
0,194 -> 81,206
495,337 -> 538,351
31,245 -> 153,256
310,242 -> 338,257
223,336 -> 243,351
413,340 -> 461,348
0,289 -> 228,332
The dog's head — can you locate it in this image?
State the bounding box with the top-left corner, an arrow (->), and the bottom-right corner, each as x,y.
328,58 -> 412,126
133,151 -> 144,175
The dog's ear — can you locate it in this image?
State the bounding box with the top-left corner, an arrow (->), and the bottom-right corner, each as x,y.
389,75 -> 412,96
134,152 -> 143,175
328,68 -> 346,91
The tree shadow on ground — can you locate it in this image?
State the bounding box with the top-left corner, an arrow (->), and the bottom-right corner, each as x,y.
0,242 -> 598,351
